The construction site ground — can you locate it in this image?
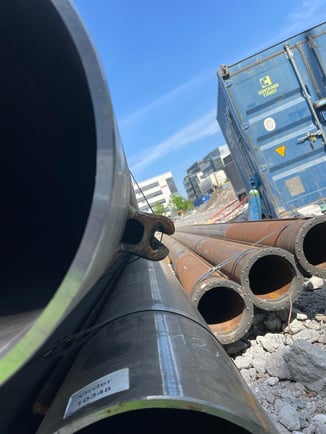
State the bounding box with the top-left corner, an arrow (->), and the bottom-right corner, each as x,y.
176,183 -> 246,227
175,183 -> 326,434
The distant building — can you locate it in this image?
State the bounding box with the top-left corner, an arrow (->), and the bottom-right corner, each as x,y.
199,170 -> 227,195
133,171 -> 178,213
183,173 -> 204,202
183,148 -> 225,201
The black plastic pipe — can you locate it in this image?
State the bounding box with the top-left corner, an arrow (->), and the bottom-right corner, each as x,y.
37,259 -> 278,434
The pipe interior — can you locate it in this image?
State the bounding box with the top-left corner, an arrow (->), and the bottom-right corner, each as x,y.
248,256 -> 295,300
78,408 -> 251,434
198,286 -> 245,326
302,222 -> 326,269
0,1 -> 96,315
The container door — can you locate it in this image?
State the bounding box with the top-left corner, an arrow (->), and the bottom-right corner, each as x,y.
227,27 -> 326,215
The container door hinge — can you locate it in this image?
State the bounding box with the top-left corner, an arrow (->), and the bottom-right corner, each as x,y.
120,207 -> 175,261
259,165 -> 268,172
220,64 -> 230,79
242,122 -> 249,130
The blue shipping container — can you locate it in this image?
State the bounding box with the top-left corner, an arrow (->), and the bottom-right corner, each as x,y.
217,22 -> 326,218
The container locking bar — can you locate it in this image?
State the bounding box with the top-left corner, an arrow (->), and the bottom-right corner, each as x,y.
284,43 -> 326,146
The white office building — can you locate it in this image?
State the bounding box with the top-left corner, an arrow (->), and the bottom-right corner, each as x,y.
133,172 -> 178,213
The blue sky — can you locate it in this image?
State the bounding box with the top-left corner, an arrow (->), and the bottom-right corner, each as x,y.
73,0 -> 325,196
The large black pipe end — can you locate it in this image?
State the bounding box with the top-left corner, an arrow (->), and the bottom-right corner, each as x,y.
75,406 -> 251,434
0,0 -> 98,382
0,0 -> 130,385
35,259 -> 279,434
295,215 -> 326,278
191,278 -> 254,344
0,0 -> 97,313
244,248 -> 303,311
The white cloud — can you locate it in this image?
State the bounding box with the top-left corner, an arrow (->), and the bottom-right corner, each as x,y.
120,68 -> 214,127
283,0 -> 325,36
129,109 -> 220,173
250,1 -> 325,54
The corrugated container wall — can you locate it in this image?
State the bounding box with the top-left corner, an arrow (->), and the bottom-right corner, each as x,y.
217,22 -> 326,218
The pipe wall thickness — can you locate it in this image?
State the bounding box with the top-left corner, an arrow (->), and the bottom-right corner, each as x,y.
173,232 -> 303,311
37,259 -> 278,434
163,235 -> 254,344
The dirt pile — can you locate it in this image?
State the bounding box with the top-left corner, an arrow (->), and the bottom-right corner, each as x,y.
198,183 -> 238,212
177,183 -> 245,226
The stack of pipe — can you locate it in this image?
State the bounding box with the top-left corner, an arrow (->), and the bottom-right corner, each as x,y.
163,235 -> 254,344
36,258 -> 279,434
171,232 -> 303,312
177,216 -> 326,278
166,216 -> 326,341
0,2 -> 280,434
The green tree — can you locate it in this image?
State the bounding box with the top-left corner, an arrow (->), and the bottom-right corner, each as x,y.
153,202 -> 165,215
168,194 -> 194,214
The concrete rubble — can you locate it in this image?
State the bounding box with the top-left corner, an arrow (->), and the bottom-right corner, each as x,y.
226,281 -> 326,434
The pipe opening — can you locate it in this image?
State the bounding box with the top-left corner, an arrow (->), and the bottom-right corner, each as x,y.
78,408 -> 250,434
121,219 -> 145,245
302,222 -> 326,269
198,286 -> 245,326
0,1 -> 97,316
249,255 -> 295,300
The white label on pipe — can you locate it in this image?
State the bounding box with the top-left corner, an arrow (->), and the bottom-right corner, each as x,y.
64,368 -> 129,419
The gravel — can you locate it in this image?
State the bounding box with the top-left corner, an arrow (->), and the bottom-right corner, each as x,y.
226,280 -> 326,434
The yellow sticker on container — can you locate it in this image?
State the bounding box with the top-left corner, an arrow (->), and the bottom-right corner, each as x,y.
258,75 -> 279,97
275,145 -> 286,157
259,75 -> 272,88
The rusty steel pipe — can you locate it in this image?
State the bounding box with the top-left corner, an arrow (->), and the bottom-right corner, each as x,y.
36,258 -> 278,434
177,215 -> 326,278
163,235 -> 253,344
173,232 -> 303,311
